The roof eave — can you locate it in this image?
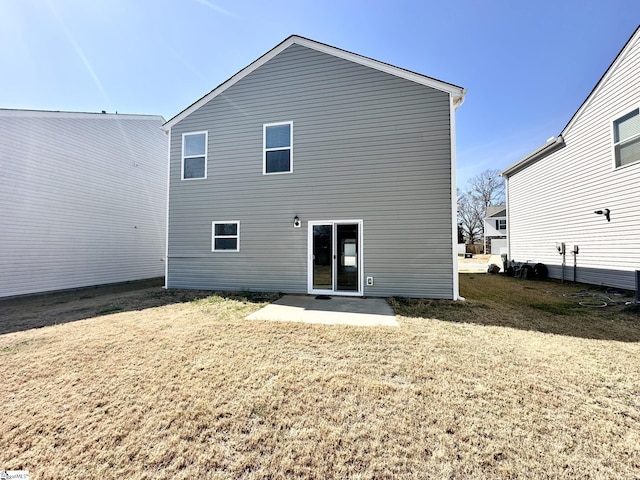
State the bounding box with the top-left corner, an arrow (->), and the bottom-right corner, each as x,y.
452,90 -> 467,109
501,135 -> 565,178
501,26 -> 640,178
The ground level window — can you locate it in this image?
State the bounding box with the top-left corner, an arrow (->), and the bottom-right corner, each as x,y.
212,222 -> 239,251
613,108 -> 640,167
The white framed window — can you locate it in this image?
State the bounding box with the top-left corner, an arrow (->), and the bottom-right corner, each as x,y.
182,131 -> 207,180
496,219 -> 506,230
212,221 -> 239,252
612,108 -> 640,168
263,122 -> 293,174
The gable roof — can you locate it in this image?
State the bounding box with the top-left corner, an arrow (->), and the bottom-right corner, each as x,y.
486,205 -> 506,218
502,25 -> 640,178
163,35 -> 466,130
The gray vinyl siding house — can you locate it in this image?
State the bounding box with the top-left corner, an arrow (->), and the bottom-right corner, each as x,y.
164,35 -> 465,299
502,26 -> 640,291
0,109 -> 167,298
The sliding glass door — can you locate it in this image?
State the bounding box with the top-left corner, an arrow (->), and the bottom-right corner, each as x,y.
309,221 -> 361,295
312,224 -> 333,290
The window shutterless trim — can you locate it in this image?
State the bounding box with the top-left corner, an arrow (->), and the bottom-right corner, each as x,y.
212,221 -> 240,252
263,121 -> 293,175
611,106 -> 640,169
181,131 -> 208,180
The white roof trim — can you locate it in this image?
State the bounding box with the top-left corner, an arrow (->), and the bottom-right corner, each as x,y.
501,135 -> 565,178
501,26 -> 640,178
163,35 -> 466,130
562,27 -> 640,136
0,108 -> 164,121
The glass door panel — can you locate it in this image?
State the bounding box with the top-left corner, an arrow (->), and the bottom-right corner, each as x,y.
336,224 -> 358,291
312,224 -> 333,290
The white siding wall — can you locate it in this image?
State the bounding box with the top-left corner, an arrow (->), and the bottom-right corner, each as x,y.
484,217 -> 507,238
0,110 -> 167,298
507,33 -> 640,290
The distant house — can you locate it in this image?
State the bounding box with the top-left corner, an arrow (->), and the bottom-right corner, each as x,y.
483,205 -> 507,254
0,109 -> 167,298
163,35 -> 466,299
502,26 -> 640,291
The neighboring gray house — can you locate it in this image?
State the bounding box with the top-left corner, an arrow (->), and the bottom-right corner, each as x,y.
164,35 -> 466,299
502,26 -> 640,291
483,205 -> 507,254
0,109 -> 167,298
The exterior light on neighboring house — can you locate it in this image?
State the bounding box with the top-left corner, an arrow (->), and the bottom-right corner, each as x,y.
293,215 -> 301,228
594,208 -> 611,222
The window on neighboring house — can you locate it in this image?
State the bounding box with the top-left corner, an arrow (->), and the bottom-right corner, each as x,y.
182,132 -> 207,179
613,108 -> 640,168
496,219 -> 506,230
264,122 -> 292,174
212,222 -> 239,251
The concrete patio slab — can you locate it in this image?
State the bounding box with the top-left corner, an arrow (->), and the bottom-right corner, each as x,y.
246,294 -> 399,327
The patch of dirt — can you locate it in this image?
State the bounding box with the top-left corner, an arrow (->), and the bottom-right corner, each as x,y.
0,279 -> 213,335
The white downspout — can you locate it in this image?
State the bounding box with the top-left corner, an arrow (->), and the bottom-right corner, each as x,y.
450,94 -> 462,300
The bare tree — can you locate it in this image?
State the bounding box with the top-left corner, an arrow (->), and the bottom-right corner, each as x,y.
467,168 -> 505,213
457,190 -> 483,244
457,169 -> 505,245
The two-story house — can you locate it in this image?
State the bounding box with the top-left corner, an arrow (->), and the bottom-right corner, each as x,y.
163,35 -> 466,299
483,205 -> 507,254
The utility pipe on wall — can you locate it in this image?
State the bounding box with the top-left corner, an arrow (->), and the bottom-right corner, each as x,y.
557,242 -> 566,284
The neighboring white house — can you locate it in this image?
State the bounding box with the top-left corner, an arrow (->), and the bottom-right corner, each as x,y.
0,109 -> 167,298
483,205 -> 507,254
502,26 -> 640,291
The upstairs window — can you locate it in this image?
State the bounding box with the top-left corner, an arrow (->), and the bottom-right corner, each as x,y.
182,132 -> 207,179
264,122 -> 292,174
613,108 -> 640,168
496,219 -> 506,230
212,222 -> 239,252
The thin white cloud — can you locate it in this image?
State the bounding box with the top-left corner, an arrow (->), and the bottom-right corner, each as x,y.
194,0 -> 238,18
45,0 -> 113,110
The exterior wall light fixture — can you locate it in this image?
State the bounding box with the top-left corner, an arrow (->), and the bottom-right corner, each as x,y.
594,208 -> 611,222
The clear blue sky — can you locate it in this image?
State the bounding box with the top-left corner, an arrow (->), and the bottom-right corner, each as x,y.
2,0 -> 638,187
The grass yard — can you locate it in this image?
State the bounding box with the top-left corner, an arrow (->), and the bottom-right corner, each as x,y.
1,275 -> 639,479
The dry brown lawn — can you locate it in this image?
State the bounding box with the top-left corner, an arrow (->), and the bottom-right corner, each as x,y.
1,275 -> 639,479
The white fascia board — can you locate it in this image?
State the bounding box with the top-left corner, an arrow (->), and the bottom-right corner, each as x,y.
163,35 -> 466,130
501,135 -> 565,178
561,27 -> 640,136
501,27 -> 639,179
292,37 -> 467,105
162,38 -> 295,131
